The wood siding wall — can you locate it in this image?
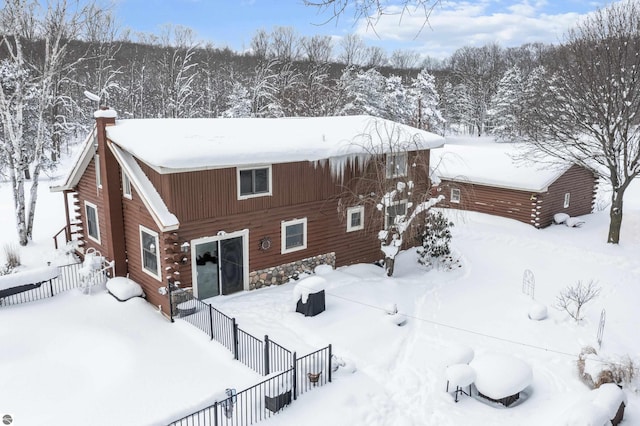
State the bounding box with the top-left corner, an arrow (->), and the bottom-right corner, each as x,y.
76,157 -> 110,257
73,144 -> 432,316
437,181 -> 537,225
537,165 -> 597,227
436,165 -> 597,228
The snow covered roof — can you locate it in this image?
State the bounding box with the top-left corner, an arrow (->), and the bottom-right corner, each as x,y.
105,115 -> 444,174
432,137 -> 572,193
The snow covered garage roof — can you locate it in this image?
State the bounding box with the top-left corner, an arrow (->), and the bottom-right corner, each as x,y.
431,137 -> 571,193
105,115 -> 445,174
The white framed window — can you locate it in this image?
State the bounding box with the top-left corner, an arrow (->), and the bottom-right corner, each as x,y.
563,192 -> 570,208
386,152 -> 408,178
451,188 -> 461,204
385,200 -> 407,228
122,172 -> 132,199
346,206 -> 365,232
237,165 -> 272,199
95,154 -> 102,188
84,201 -> 100,243
140,225 -> 161,280
281,218 -> 307,254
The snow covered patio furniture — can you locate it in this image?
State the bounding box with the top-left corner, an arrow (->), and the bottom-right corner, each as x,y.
0,266 -> 59,301
294,276 -> 326,317
470,353 -> 532,407
446,364 -> 476,402
561,383 -> 626,425
105,277 -> 145,302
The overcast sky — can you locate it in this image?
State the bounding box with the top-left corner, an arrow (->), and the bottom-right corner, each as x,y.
111,0 -> 611,59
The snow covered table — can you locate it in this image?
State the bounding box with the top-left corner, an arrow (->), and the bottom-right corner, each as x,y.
446,364 -> 476,402
470,353 -> 532,407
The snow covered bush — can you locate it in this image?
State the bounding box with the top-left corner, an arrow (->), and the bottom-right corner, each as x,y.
555,280 -> 601,322
417,211 -> 460,270
578,346 -> 638,391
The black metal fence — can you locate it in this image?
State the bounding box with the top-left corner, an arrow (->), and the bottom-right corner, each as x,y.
172,293 -> 294,376
0,262 -> 85,307
169,345 -> 332,426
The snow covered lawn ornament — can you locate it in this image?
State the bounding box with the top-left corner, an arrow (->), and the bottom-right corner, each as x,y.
471,353 -> 533,407
106,277 -> 145,302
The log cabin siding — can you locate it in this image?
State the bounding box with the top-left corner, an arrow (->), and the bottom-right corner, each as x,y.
537,165 -> 597,227
76,157 -> 110,257
436,164 -> 597,228
437,181 -> 536,225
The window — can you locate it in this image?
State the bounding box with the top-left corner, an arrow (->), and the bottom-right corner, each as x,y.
385,200 -> 407,228
238,166 -> 271,199
451,188 -> 461,204
386,152 -> 408,178
85,201 -> 100,243
281,218 -> 307,254
140,226 -> 161,280
95,154 -> 102,188
122,172 -> 132,199
563,192 -> 570,208
346,206 -> 365,232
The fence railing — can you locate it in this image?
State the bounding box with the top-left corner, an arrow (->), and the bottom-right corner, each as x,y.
169,345 -> 332,426
172,292 -> 294,376
0,262 -> 83,307
0,259 -> 114,308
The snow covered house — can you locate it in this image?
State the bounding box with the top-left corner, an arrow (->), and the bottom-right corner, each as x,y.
51,109 -> 443,318
432,138 -> 598,228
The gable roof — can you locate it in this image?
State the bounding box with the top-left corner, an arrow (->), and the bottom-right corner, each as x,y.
432,137 -> 572,193
105,115 -> 445,174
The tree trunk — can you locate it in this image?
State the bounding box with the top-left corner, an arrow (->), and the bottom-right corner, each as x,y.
11,171 -> 28,246
384,257 -> 395,277
607,189 -> 624,244
26,162 -> 42,241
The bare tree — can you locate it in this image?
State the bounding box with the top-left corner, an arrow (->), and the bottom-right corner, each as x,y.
363,45 -> 387,67
389,49 -> 420,69
341,120 -> 442,276
0,0 -> 91,245
301,34 -> 333,63
304,0 -> 440,33
250,29 -> 270,59
556,280 -> 601,322
269,26 -> 301,62
521,0 -> 640,244
337,33 -> 366,66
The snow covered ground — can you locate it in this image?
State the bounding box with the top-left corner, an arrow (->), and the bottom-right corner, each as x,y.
1,161 -> 639,425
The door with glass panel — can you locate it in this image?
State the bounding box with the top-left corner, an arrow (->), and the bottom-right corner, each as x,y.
192,234 -> 245,299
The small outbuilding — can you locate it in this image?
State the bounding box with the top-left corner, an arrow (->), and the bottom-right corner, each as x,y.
432,137 -> 598,228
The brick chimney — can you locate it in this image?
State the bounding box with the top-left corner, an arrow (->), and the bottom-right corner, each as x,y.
94,107 -> 127,277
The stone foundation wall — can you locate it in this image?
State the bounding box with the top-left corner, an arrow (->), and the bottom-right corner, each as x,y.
249,252 -> 336,290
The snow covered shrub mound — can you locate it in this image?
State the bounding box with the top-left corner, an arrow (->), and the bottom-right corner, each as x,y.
578,346 -> 638,391
554,213 -> 570,224
314,264 -> 333,275
553,213 -> 585,227
528,301 -> 548,321
106,277 -> 145,301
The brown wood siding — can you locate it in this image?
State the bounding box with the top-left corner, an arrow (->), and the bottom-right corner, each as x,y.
75,158 -> 111,258
537,165 -> 597,227
120,182 -> 171,314
437,180 -> 537,226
